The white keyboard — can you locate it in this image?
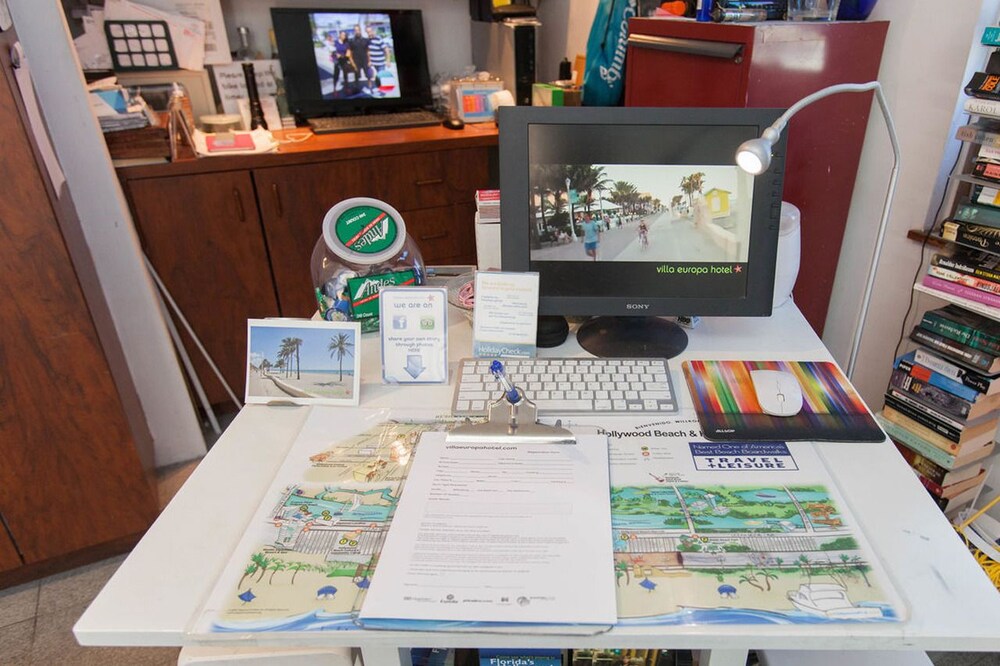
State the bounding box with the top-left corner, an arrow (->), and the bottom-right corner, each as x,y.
451,357 -> 678,416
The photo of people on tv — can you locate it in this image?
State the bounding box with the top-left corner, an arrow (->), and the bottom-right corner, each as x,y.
528,164 -> 755,264
310,12 -> 400,100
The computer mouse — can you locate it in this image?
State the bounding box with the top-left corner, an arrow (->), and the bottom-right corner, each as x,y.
749,369 -> 803,417
442,117 -> 465,130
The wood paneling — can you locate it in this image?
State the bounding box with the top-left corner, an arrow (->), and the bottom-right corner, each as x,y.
0,526 -> 22,573
128,171 -> 281,406
0,34 -> 158,565
254,159 -> 379,317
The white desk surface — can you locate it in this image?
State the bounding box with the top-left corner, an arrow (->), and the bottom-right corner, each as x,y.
75,304 -> 1000,655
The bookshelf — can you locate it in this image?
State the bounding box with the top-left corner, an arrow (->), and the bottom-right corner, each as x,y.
889,62 -> 1000,522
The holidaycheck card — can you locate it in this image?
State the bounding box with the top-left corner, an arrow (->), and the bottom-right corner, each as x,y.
472,271 -> 539,358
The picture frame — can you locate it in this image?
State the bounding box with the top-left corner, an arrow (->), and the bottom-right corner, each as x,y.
245,319 -> 361,406
450,79 -> 505,123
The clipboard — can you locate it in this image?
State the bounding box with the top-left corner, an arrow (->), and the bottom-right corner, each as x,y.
446,386 -> 576,445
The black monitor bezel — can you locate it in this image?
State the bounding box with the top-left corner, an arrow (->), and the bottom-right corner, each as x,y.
499,106 -> 787,318
270,7 -> 433,119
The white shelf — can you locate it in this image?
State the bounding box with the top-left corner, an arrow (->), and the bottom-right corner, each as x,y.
914,282 -> 1000,322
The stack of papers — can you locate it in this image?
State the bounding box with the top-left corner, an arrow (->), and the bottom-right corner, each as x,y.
89,86 -> 151,133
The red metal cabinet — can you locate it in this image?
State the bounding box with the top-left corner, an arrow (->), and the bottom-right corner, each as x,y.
625,19 -> 889,335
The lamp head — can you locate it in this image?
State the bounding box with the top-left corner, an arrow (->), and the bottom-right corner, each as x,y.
735,127 -> 781,175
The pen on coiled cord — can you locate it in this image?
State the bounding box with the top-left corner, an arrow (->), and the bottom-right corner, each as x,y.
490,360 -> 521,404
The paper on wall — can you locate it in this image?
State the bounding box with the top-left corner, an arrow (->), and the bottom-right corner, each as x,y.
104,0 -> 206,71
73,9 -> 114,71
123,0 -> 231,65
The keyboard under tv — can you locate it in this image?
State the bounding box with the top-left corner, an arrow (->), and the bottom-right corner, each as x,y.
451,357 -> 679,417
307,110 -> 442,134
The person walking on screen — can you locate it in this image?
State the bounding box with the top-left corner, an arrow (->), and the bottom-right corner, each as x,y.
348,24 -> 373,94
581,213 -> 601,261
366,25 -> 388,93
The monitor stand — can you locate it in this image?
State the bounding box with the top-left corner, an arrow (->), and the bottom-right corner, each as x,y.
576,316 -> 689,359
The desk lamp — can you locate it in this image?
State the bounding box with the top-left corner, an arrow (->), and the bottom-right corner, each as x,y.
735,82 -> 901,380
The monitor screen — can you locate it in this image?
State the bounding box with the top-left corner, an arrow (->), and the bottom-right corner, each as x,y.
500,106 -> 786,321
271,8 -> 433,118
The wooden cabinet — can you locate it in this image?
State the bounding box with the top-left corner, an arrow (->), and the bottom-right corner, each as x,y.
120,130 -> 498,405
254,159 -> 380,317
127,171 -> 281,406
0,27 -> 158,585
625,19 -> 889,335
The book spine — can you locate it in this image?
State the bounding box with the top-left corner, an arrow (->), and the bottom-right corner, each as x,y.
917,473 -> 947,498
984,27 -> 1000,47
965,96 -> 1000,116
913,348 -> 994,394
928,265 -> 1000,297
956,124 -> 1000,147
965,72 -> 1000,99
892,440 -> 949,486
884,393 -> 962,441
953,203 -> 1000,228
898,357 -> 982,401
940,220 -> 1000,254
889,367 -> 973,420
972,160 -> 1000,184
972,184 -> 1000,207
930,253 -> 1000,285
920,307 -> 1000,354
911,325 -> 995,372
879,416 -> 958,468
923,274 -> 1000,309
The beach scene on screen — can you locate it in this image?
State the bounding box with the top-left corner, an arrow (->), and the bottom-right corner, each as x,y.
529,164 -> 753,264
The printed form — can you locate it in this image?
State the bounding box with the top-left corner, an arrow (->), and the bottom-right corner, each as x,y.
359,433 -> 617,627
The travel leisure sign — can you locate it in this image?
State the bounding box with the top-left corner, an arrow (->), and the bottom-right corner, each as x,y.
321,197 -> 408,266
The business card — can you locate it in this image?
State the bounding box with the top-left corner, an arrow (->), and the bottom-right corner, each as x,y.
472,271 -> 539,358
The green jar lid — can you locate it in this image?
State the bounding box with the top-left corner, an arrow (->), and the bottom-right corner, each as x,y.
322,197 -> 407,265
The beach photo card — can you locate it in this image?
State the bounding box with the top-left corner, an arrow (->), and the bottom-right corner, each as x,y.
246,319 -> 361,406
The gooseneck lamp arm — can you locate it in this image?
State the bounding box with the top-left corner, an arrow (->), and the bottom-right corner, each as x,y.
735,81 -> 900,381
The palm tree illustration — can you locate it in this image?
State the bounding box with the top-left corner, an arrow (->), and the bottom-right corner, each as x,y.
238,563 -> 258,590
328,333 -> 355,381
279,338 -> 294,377
287,561 -> 309,584
251,552 -> 271,582
268,559 -> 287,584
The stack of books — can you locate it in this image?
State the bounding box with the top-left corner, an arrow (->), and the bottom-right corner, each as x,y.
881,304 -> 1000,515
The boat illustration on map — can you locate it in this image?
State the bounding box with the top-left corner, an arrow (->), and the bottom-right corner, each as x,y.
786,583 -> 882,620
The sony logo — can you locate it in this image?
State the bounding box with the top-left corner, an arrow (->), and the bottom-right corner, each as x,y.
625,303 -> 650,310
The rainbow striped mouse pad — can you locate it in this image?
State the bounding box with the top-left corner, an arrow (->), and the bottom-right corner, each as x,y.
683,360 -> 884,442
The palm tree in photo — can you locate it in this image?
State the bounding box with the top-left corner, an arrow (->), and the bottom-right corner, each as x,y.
680,172 -> 706,209
279,338 -> 295,377
289,337 -> 303,380
328,333 -> 355,381
261,358 -> 271,376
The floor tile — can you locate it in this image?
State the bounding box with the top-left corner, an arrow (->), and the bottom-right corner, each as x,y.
0,618 -> 35,666
0,580 -> 38,629
36,555 -> 125,616
156,458 -> 201,510
31,603 -> 178,666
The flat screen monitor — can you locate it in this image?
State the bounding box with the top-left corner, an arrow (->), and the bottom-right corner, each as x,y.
499,106 -> 787,357
271,8 -> 433,119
